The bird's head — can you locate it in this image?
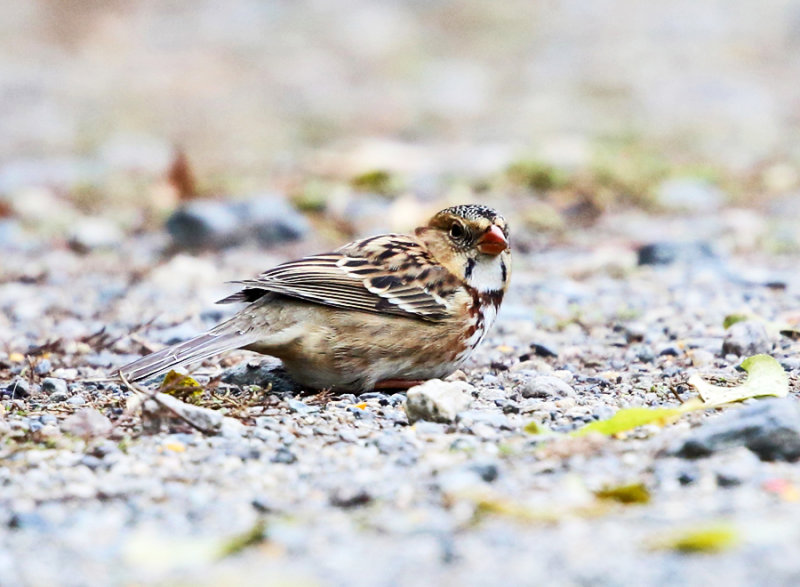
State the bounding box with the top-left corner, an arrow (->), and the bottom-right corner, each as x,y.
417,204 -> 511,293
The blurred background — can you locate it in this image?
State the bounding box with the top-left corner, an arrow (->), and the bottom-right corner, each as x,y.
2,0 -> 800,247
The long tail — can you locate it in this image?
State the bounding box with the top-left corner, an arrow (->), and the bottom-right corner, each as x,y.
120,326 -> 259,382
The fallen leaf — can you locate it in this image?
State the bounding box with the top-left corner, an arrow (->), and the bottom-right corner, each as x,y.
218,520 -> 268,558
723,314 -> 751,329
572,407 -> 682,437
160,370 -> 204,402
649,523 -> 739,553
688,354 -> 788,406
594,482 -> 651,504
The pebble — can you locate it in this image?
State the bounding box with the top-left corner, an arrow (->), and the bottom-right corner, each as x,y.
166,195 -> 309,250
520,375 -> 575,399
271,447 -> 298,464
60,408 -> 113,439
655,177 -> 725,212
68,217 -> 123,251
636,241 -> 715,266
5,378 -> 30,398
286,399 -> 319,415
404,380 -> 474,424
721,320 -> 771,356
221,360 -> 296,393
675,398 -> 800,462
33,359 -> 51,375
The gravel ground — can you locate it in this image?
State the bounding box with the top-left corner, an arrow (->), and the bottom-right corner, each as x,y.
2,199 -> 800,586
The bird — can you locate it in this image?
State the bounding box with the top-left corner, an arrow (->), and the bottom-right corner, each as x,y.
119,204 -> 511,392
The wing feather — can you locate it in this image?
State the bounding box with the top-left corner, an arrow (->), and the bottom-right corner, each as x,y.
224,234 -> 460,322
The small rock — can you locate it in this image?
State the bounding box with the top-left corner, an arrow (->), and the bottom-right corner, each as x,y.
271,447 -> 298,464
166,200 -> 242,249
329,487 -> 372,508
147,392 -> 224,434
675,398 -> 800,462
66,395 -> 86,406
221,360 -> 296,393
520,375 -> 575,399
655,178 -> 725,212
60,408 -> 113,439
636,242 -> 715,266
238,194 -> 310,246
6,378 -> 30,398
286,399 -> 319,415
404,380 -> 474,424
722,320 -> 771,356
42,377 -> 68,398
457,410 -> 512,430
33,359 -> 51,375
469,462 -> 500,483
68,217 -> 123,252
166,195 -> 309,250
690,349 -> 715,368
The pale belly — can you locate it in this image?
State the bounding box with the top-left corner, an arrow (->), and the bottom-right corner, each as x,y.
242,300 -> 474,391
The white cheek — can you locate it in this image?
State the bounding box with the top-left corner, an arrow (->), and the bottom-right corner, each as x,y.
469,255 -> 506,293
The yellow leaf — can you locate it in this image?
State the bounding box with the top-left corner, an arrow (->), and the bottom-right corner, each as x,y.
9,352 -> 24,363
688,354 -> 788,406
354,402 -> 367,410
594,482 -> 651,504
572,407 -> 683,437
159,370 -> 203,402
650,523 -> 739,553
164,442 -> 186,453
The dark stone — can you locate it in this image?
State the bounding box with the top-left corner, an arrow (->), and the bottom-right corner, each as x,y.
529,342 -> 558,358
6,378 -> 30,398
221,360 -> 297,393
470,462 -> 500,483
166,195 -> 309,250
329,487 -> 372,508
271,447 -> 297,464
636,241 -> 715,266
166,200 -> 242,249
675,398 -> 800,462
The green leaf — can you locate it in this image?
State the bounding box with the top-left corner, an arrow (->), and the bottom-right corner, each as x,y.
650,523 -> 739,553
688,354 -> 788,406
218,519 -> 268,558
572,407 -> 682,437
723,313 -> 751,329
524,421 -> 551,435
594,482 -> 651,504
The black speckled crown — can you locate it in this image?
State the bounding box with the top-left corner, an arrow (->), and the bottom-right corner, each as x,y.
440,204 -> 500,222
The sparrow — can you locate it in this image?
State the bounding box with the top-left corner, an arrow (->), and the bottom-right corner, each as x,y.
120,204 -> 511,392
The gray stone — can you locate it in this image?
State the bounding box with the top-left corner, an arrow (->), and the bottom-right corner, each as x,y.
68,217 -> 123,251
166,200 -> 242,249
149,392 -> 224,434
520,375 -> 575,399
636,241 -> 716,266
41,377 -> 69,400
286,399 -> 319,415
237,194 -> 310,246
722,320 -> 771,356
456,410 -> 512,430
6,378 -> 30,398
221,359 -> 297,393
166,195 -> 309,250
404,380 -> 474,424
675,398 -> 800,462
655,177 -> 725,212
33,359 -> 51,375
60,408 -> 113,439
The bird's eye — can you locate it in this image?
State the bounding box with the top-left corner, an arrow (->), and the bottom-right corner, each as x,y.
449,223 -> 465,239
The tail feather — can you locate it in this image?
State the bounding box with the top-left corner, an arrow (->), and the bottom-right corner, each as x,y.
120,329 -> 258,382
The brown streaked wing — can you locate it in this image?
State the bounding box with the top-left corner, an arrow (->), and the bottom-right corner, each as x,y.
228,235 -> 458,321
